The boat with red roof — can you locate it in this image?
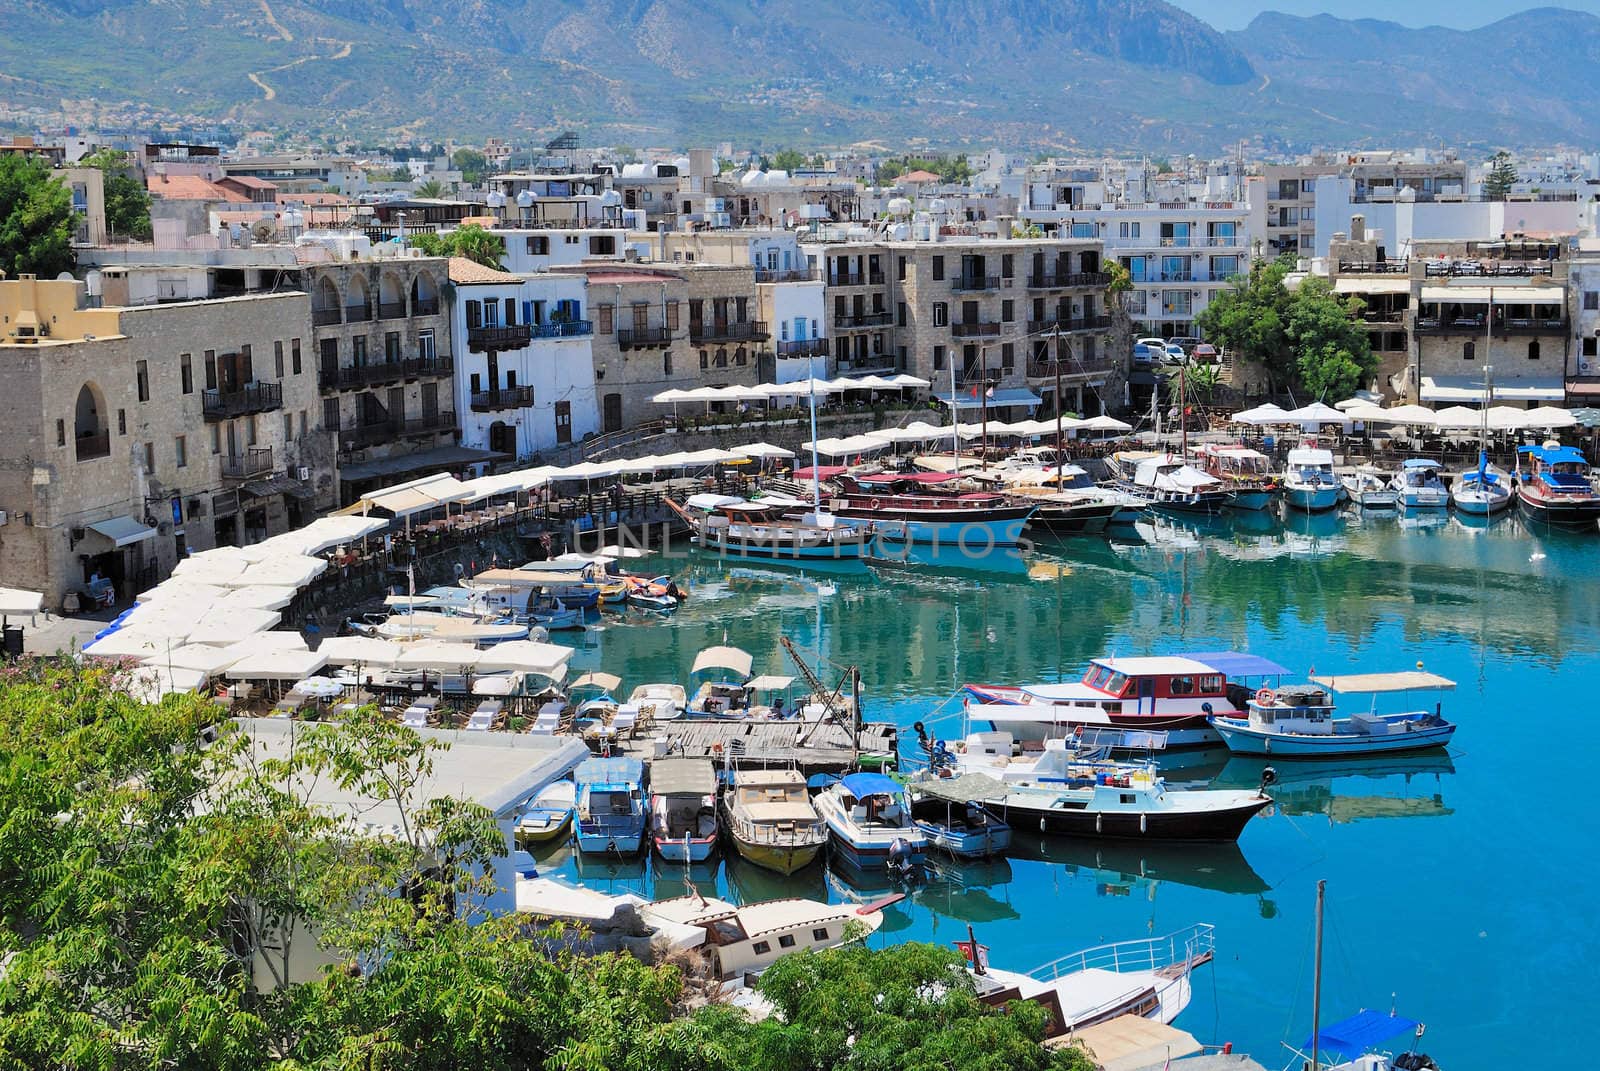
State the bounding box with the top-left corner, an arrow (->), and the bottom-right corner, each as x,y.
831,472 -> 1037,547
964,651 -> 1290,748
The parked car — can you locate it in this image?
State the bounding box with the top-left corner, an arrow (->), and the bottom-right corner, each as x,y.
1166,336 -> 1202,355
1133,342 -> 1157,367
1190,343 -> 1221,365
1135,336 -> 1168,352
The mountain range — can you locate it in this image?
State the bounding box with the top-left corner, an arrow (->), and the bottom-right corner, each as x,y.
1,0 -> 1596,152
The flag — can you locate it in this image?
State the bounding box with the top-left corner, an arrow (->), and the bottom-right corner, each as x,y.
952,940 -> 989,970
969,384 -> 979,399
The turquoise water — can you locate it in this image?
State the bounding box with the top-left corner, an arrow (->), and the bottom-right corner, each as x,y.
537,508 -> 1600,1070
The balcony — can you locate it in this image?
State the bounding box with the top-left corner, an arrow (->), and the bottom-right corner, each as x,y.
319,355 -> 455,391
528,319 -> 593,340
1423,261 -> 1555,278
470,386 -> 536,412
955,366 -> 1004,388
951,275 -> 1003,292
75,431 -> 110,461
203,382 -> 283,421
837,353 -> 899,374
617,327 -> 673,349
1360,311 -> 1406,325
1026,356 -> 1116,380
1026,315 -> 1112,334
397,413 -> 454,437
951,321 -> 1002,338
690,320 -> 769,344
828,271 -> 867,286
1027,271 -> 1113,289
1337,260 -> 1410,275
755,267 -> 817,283
776,338 -> 830,358
221,447 -> 273,481
467,323 -> 533,353
339,418 -> 397,450
1499,317 -> 1568,335
312,307 -> 341,327
345,303 -> 371,324
378,301 -> 407,320
414,298 -> 441,316
834,311 -> 893,329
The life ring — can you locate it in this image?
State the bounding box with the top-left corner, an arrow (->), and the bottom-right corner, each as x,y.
1255,687 -> 1276,706
870,498 -> 883,510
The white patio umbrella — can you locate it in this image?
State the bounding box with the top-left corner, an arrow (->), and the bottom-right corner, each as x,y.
392,642 -> 484,672
884,373 -> 932,387
317,636 -> 404,667
1429,406 -> 1483,432
292,676 -> 345,700
84,628 -> 182,659
1080,415 -> 1134,432
145,642 -> 243,676
1378,405 -> 1440,427
121,664 -> 210,704
474,639 -> 574,676
1284,402 -> 1353,426
1334,391 -> 1384,409
184,607 -> 283,646
1484,405 -> 1530,431
222,586 -> 301,611
224,647 -> 329,681
1522,406 -> 1578,429
736,442 -> 797,459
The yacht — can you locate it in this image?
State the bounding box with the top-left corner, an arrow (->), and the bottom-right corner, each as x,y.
1391,459 -> 1448,509
1282,447 -> 1343,512
1194,443 -> 1277,511
812,772 -> 927,875
720,767 -> 829,875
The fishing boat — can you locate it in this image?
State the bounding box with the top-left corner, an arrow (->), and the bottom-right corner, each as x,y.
1116,454 -> 1231,515
953,750 -> 1271,842
686,645 -> 755,718
1194,443 -> 1278,510
648,758 -> 719,863
1390,459 -> 1448,509
1449,453 -> 1512,515
720,767 -> 829,875
640,892 -> 894,980
812,772 -> 928,875
965,923 -> 1216,1034
830,473 -> 1037,547
1283,447 -> 1344,512
515,779 -> 575,845
1514,443 -> 1600,528
669,495 -> 868,561
1007,483 -> 1123,535
965,651 -> 1292,748
905,774 -> 1013,860
1210,672 -> 1457,758
573,756 -> 647,856
1342,465 -> 1399,509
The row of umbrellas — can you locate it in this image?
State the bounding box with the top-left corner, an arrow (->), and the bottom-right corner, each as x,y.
805,416 -> 1135,456
652,374 -> 930,404
1233,401 -> 1582,432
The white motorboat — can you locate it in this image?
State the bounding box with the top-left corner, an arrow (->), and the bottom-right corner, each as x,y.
1341,465 -> 1399,509
1283,447 -> 1343,512
627,683 -> 686,723
1117,454 -> 1231,515
967,923 -> 1216,1034
641,893 -> 891,980
812,772 -> 927,874
1391,459 -> 1448,509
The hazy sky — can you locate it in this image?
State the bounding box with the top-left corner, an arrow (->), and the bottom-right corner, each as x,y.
1169,0 -> 1600,30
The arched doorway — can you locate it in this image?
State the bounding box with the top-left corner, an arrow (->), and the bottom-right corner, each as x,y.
74,383 -> 109,460
411,271 -> 439,316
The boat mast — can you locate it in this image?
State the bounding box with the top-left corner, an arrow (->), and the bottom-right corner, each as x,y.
1481,288 -> 1493,473
807,353 -> 822,514
1312,878 -> 1326,1071
950,358 -> 961,470
979,345 -> 989,472
1054,328 -> 1064,489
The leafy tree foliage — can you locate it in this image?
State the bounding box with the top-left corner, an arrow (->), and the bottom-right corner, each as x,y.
770,149 -> 808,173
879,153 -> 972,184
0,154 -> 75,277
1483,150 -> 1518,201
452,148 -> 489,185
414,178 -> 445,199
1287,276 -> 1378,401
81,148 -> 153,240
408,223 -> 506,269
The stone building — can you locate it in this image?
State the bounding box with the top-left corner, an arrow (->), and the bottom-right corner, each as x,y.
557,264 -> 688,434
0,274 -> 330,609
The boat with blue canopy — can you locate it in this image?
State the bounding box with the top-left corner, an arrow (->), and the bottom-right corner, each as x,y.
1297,1008 -> 1436,1071
813,771 -> 927,875
574,756 -> 647,856
1390,459 -> 1448,510
1210,670 -> 1456,758
1449,451 -> 1511,515
1514,443 -> 1600,528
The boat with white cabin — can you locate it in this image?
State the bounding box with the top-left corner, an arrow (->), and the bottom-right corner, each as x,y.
648,758 -> 719,863
720,766 -> 829,875
1210,672 -> 1457,758
1116,454 -> 1231,515
1342,465 -> 1399,509
573,756 -> 647,856
641,892 -> 893,981
812,772 -> 927,875
1283,447 -> 1343,512
1391,459 -> 1448,510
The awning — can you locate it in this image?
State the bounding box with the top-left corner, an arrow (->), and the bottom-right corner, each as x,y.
934,388 -> 1044,410
1566,378 -> 1600,398
691,645 -> 753,677
744,674 -> 795,691
339,446 -> 507,484
1183,651 -> 1292,678
0,587 -> 43,615
571,671 -> 623,692
1421,375 -> 1565,402
241,475 -> 306,499
649,758 -> 717,796
1310,671 -> 1456,693
85,516 -> 158,550
1334,277 -> 1410,295
1420,284 -> 1562,302
911,772 -> 1008,804
1304,1010 -> 1421,1063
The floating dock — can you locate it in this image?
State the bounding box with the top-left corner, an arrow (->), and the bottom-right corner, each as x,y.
621,718 -> 900,774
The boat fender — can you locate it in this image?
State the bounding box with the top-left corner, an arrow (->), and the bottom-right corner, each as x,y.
1095,813 -> 1102,834
1139,813 -> 1147,835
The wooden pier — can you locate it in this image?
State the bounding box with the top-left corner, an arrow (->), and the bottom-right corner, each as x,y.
616,718 -> 901,775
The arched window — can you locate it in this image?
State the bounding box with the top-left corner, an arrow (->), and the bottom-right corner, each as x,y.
312,277 -> 341,325
411,271 -> 440,315
74,383 -> 109,460
1529,340 -> 1541,361
345,274 -> 371,323
1463,340 -> 1475,361
378,272 -> 406,319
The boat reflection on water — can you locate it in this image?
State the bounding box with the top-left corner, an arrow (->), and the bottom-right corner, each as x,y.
724,850 -> 827,906
571,848 -> 649,891
1153,744 -> 1232,786
913,857 -> 1020,926
1214,753 -> 1456,824
646,857 -> 723,902
866,540 -> 1030,578
1008,832 -> 1271,899
823,866 -> 917,934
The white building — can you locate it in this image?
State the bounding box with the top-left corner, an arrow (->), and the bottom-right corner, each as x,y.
1311,176 -> 1586,261
447,258 -> 598,460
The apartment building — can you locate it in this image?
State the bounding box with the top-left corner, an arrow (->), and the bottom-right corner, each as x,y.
448,260 -> 598,460
1310,176 -> 1585,261
1326,232 -> 1570,404
0,275 -> 329,608
558,264 -> 688,433
1567,237 -> 1600,403
1264,152 -> 1468,257
806,233 -> 1116,415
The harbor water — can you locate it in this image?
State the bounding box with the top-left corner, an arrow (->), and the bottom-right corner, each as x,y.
537,507 -> 1599,1070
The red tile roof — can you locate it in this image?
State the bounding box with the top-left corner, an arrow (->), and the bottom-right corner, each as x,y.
145,174 -> 249,202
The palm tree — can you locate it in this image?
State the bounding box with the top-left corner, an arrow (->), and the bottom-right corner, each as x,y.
415,178 -> 445,199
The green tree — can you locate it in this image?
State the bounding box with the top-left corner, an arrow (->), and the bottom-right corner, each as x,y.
770,149 -> 808,173
1483,150 -> 1518,201
0,155 -> 74,277
408,223 -> 505,269
81,148 -> 153,240
1196,256 -> 1296,391
1286,275 -> 1378,401
452,148 -> 489,184
415,178 -> 445,199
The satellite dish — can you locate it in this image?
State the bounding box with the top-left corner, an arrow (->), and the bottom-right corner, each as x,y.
55,271 -> 74,282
